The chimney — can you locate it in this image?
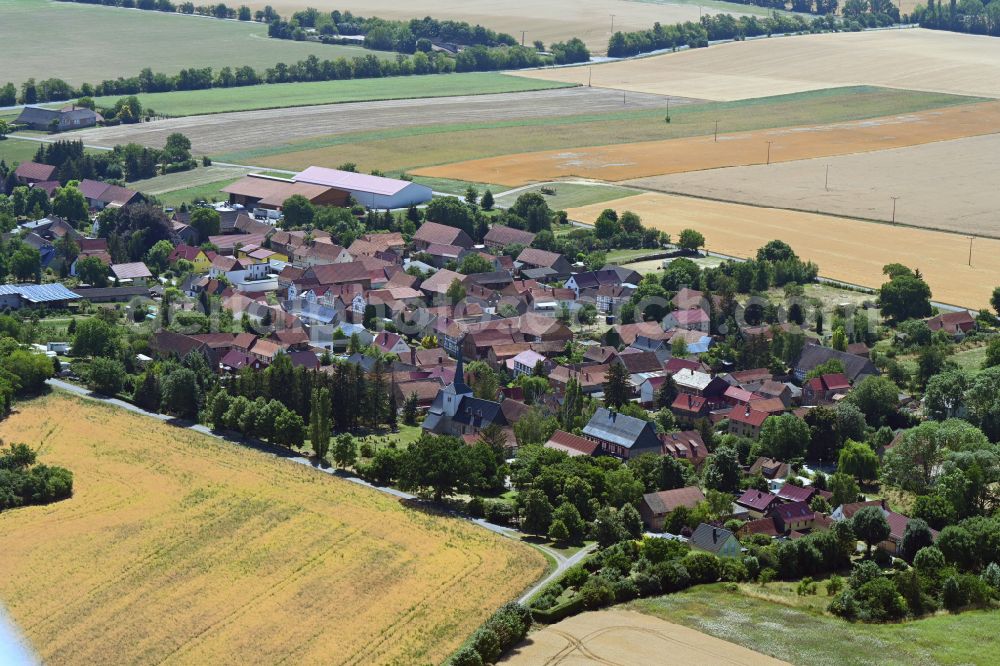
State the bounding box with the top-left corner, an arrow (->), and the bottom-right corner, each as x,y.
713,528 -> 719,543
410,347 -> 416,365
687,394 -> 693,407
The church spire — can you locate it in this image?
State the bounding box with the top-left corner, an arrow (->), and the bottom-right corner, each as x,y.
450,334 -> 472,396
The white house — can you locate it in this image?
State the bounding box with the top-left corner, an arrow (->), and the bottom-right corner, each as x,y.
508,349 -> 547,377
293,166 -> 432,209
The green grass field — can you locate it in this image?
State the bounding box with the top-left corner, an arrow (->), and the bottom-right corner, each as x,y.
229,86 -> 981,174
90,73 -> 575,117
129,165 -> 256,207
0,138 -> 42,166
631,583 -> 1000,666
1,0 -> 392,87
495,182 -> 639,211
950,342 -> 991,373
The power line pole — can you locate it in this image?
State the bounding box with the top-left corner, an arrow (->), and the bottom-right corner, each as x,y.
766,141 -> 772,165
969,236 -> 974,266
610,14 -> 616,32
588,67 -> 592,87
890,196 -> 899,224
825,164 -> 830,191
714,119 -> 719,142
521,31 -> 525,46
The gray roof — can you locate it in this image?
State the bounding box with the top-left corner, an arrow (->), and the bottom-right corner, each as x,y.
795,344 -> 878,382
452,396 -> 507,428
689,523 -> 737,555
0,283 -> 80,303
582,407 -> 660,450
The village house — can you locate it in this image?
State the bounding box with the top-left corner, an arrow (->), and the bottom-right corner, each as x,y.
544,430 -> 601,458
736,489 -> 782,519
926,310 -> 977,339
640,486 -> 706,532
483,225 -> 536,251
689,524 -> 741,558
794,345 -> 878,383
802,372 -> 852,406
15,105 -> 101,131
168,245 -> 213,273
515,248 -> 572,277
581,407 -> 662,460
13,161 -> 57,186
412,222 -> 474,251
768,501 -> 816,533
660,430 -> 708,467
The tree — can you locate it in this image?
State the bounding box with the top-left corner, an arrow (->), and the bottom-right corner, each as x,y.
160,368 -> 200,419
984,337 -> 1000,369
458,253 -> 493,275
899,518 -> 934,563
75,255 -> 109,287
677,229 -> 705,253
759,414 -> 811,460
87,357 -> 125,395
520,488 -> 553,535
332,433 -> 357,469
757,240 -> 797,262
133,371 -> 161,412
70,317 -> 118,357
965,367 -> 1000,441
446,278 -> 467,304
189,207 -> 221,243
281,194 -> 314,228
51,185 -> 88,225
163,132 -> 192,163
879,272 -> 932,322
399,434 -> 469,501
847,375 -> 899,427
480,189 -> 494,211
309,387 -> 331,460
703,446 -> 741,492
551,501 -> 586,543
402,392 -> 419,425
464,185 -> 478,206
146,239 -> 175,272
852,505 -> 890,555
603,362 -> 631,408
592,506 -> 629,548
992,286 -> 1000,318
924,369 -> 970,421
829,472 -> 860,507
10,247 -> 41,283
838,440 -> 879,483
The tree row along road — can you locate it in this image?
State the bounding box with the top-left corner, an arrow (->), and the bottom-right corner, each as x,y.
44,378 -> 591,603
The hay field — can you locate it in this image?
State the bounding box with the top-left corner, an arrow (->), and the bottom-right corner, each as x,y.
627,133 -> 1000,237
0,0 -> 389,87
414,101 -> 1000,186
238,0 -> 767,53
0,393 -> 545,665
513,29 -> 1000,101
566,193 -> 1000,309
73,87 -> 670,156
500,609 -> 788,665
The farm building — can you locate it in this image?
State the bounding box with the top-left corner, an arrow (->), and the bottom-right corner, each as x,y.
293,167 -> 432,209
15,105 -> 102,131
78,179 -> 142,210
0,284 -> 81,309
221,174 -> 350,211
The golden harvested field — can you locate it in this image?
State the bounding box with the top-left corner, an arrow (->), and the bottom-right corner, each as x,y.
500,609 -> 789,665
239,0 -> 758,52
566,193 -> 1000,309
414,101 -> 1000,186
513,29 -> 1000,100
627,133 -> 1000,237
0,393 -> 545,665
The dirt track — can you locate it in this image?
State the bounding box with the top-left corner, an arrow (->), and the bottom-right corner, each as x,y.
567,192 -> 1000,310
626,133 -> 1000,237
414,101 -> 1000,186
513,29 -> 1000,101
501,609 -> 789,665
71,87 -> 675,156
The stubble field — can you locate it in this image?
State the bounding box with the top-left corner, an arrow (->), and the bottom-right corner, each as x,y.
512,29 -> 1000,101
0,393 -> 545,665
500,609 -> 789,665
626,132 -> 1000,236
566,193 -> 1000,309
414,100 -> 1000,186
0,0 -> 391,87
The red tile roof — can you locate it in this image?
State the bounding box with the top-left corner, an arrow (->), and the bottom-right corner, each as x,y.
642,486 -> 706,515
545,430 -> 600,457
737,489 -> 780,512
15,161 -> 57,182
777,484 -> 816,503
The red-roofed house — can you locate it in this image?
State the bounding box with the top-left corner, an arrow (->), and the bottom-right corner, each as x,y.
802,373 -> 852,406
412,221 -> 474,251
660,430 -> 708,467
671,393 -> 711,424
544,430 -> 601,457
777,484 -> 817,504
640,486 -> 707,532
14,162 -> 57,185
926,311 -> 977,339
768,501 -> 816,533
728,406 -> 770,439
663,307 -> 711,332
736,489 -> 781,518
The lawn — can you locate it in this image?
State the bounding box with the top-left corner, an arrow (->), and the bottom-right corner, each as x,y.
128,165 -> 260,207
409,176 -> 505,197
237,86 -> 975,174
631,583 -> 1000,666
91,73 -> 575,117
951,343 -> 990,373
0,393 -> 546,664
1,0 -> 392,87
495,182 -> 640,211
0,138 -> 42,166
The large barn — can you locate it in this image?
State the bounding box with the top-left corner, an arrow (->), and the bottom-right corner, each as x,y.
220,174 -> 350,211
292,167 -> 432,209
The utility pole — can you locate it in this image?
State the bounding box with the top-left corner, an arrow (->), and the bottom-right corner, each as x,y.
588,67 -> 592,87
623,90 -> 626,105
610,14 -> 616,33
825,164 -> 830,191
890,196 -> 899,224
766,141 -> 773,165
521,31 -> 526,46
714,119 -> 719,142
969,236 -> 974,266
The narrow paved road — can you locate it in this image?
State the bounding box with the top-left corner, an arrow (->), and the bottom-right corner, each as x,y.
45,378 -> 589,599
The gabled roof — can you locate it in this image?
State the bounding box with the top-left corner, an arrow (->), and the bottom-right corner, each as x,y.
770,501 -> 815,523
672,368 -> 713,391
419,268 -> 464,295
777,484 -> 816,503
413,221 -> 473,248
642,486 -> 706,515
736,489 -> 780,512
616,350 -> 662,374
796,345 -> 877,382
516,247 -> 566,269
306,261 -> 370,285
111,262 -> 152,280
293,166 -> 415,196
583,407 -> 658,449
14,161 -> 57,182
689,523 -> 737,555
484,225 -> 536,247
545,430 -> 601,457
221,174 -> 337,205
730,407 -> 770,428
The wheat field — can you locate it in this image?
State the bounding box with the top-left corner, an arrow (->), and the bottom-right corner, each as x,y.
0,393 -> 545,665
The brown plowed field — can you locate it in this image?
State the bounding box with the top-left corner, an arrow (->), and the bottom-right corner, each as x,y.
626,133 -> 1000,237
566,193 -> 1000,309
512,29 -> 1000,100
500,609 -> 789,665
72,87 -> 672,156
413,101 -> 1000,186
